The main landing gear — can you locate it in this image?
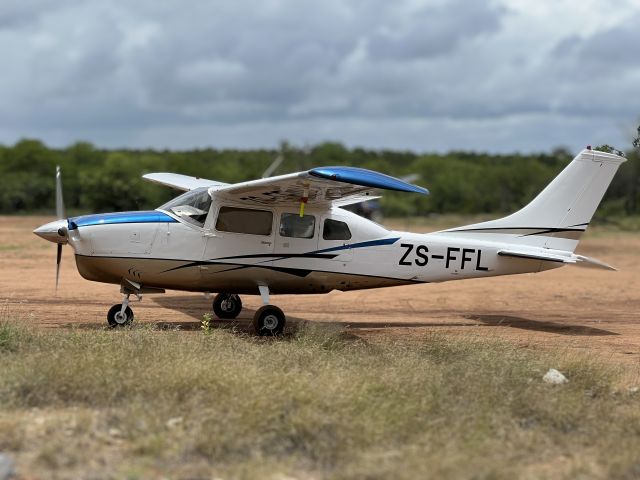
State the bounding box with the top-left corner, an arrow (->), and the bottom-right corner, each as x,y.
212,286 -> 286,336
212,293 -> 242,319
252,304 -> 286,336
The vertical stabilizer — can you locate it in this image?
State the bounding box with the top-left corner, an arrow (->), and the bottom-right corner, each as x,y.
443,149 -> 626,252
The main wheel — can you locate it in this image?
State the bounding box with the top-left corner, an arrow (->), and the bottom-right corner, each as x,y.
213,293 -> 243,319
253,305 -> 286,336
107,304 -> 134,327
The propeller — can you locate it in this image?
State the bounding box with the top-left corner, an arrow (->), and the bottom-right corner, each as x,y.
55,166 -> 66,293
56,165 -> 66,220
56,243 -> 63,293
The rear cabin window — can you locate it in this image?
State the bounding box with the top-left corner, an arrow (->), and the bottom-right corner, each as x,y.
279,213 -> 316,239
215,207 -> 273,235
323,219 -> 352,240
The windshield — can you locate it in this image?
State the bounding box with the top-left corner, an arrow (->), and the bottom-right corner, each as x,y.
159,188 -> 212,227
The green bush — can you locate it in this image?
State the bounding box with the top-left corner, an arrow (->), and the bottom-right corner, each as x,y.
0,139 -> 637,219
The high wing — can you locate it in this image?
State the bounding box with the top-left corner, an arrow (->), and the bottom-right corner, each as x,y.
143,172 -> 229,191
208,166 -> 429,207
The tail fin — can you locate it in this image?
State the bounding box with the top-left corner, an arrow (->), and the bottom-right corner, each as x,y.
444,148 -> 627,252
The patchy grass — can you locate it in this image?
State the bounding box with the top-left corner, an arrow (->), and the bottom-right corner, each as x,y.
0,321 -> 639,479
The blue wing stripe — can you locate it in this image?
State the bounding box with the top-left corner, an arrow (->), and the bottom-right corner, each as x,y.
309,166 -> 428,194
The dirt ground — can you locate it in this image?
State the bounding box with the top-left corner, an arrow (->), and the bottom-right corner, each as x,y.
2,215 -> 639,376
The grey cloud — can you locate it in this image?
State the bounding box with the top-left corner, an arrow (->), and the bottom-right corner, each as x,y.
0,0 -> 637,153
0,0 -> 68,28
553,17 -> 640,69
367,0 -> 505,60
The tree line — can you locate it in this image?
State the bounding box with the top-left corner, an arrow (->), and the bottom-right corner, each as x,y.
0,139 -> 637,218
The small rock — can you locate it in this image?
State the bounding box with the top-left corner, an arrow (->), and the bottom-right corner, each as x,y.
628,386 -> 639,394
543,368 -> 568,385
108,427 -> 122,438
0,453 -> 15,480
165,417 -> 183,429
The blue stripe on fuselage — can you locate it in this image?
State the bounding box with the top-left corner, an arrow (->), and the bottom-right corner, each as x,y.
68,211 -> 177,230
313,237 -> 400,254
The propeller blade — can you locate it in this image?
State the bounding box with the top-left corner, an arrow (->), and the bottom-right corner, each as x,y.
56,165 -> 66,220
56,243 -> 62,294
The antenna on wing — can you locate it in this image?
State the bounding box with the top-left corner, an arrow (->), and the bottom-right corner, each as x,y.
262,140 -> 291,178
262,153 -> 284,178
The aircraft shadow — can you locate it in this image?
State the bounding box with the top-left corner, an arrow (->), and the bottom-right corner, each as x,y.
150,296 -> 618,336
463,314 -> 618,336
60,297 -> 618,337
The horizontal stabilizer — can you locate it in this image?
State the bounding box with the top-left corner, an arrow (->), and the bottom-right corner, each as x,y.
498,249 -> 616,271
573,254 -> 616,271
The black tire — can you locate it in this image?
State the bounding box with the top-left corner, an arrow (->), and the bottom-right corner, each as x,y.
107,304 -> 134,327
253,305 -> 286,336
213,293 -> 243,319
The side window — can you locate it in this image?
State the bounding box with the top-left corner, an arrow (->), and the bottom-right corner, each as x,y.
215,207 -> 273,235
323,219 -> 352,240
279,213 -> 316,239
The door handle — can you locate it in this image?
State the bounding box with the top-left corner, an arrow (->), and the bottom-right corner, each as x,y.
261,241 -> 272,245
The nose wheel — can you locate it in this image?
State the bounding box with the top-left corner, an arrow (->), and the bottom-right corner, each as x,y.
213,293 -> 243,319
107,291 -> 135,327
107,303 -> 134,327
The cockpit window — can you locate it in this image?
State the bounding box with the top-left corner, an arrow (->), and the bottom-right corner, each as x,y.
159,188 -> 212,228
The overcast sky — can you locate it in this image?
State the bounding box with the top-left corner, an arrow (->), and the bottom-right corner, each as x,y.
0,0 -> 638,153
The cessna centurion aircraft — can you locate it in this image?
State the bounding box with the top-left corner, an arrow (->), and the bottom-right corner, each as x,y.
34,147 -> 625,335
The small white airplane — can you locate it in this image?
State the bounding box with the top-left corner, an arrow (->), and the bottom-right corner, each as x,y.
34,147 -> 625,335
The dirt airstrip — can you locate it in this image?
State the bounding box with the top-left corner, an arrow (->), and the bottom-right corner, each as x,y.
2,216 -> 639,374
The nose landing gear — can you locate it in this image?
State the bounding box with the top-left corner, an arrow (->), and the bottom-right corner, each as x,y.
107,294 -> 134,327
107,279 -> 156,328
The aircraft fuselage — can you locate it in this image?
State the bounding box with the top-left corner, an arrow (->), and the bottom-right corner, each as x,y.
65,206 -> 558,296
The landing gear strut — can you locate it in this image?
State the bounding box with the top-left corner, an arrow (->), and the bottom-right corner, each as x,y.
107,279 -> 149,328
107,294 -> 134,327
212,293 -> 242,319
